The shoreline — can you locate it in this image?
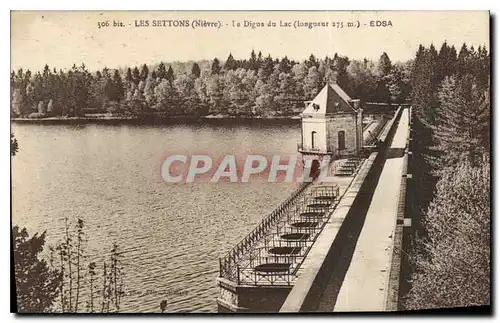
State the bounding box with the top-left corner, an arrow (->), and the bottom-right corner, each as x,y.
11,115 -> 302,125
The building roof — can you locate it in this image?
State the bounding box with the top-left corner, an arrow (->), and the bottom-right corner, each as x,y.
302,83 -> 358,115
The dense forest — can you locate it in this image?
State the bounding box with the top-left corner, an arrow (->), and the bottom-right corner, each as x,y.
11,50 -> 411,119
403,42 -> 490,309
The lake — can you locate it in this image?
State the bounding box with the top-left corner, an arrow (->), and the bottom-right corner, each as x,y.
11,121 -> 302,313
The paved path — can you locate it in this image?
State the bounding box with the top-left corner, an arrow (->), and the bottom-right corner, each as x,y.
332,108 -> 409,311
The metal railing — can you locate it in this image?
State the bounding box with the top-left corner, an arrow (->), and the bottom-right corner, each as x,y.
297,142 -> 335,154
219,170 -> 321,281
236,188 -> 340,286
219,177 -> 342,284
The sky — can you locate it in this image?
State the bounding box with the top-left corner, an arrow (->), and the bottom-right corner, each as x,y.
11,11 -> 490,72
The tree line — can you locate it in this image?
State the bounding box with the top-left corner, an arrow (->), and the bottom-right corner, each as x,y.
11,49 -> 411,119
403,42 -> 490,309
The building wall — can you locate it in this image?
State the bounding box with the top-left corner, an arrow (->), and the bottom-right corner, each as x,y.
302,117 -> 327,152
326,114 -> 358,156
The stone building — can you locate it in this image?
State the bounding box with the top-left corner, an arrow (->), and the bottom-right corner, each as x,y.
298,83 -> 363,159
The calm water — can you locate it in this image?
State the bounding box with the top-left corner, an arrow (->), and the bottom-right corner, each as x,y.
11,122 -> 301,313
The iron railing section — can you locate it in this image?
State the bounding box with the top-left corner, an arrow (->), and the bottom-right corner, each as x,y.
230,186 -> 341,286
227,162 -> 364,286
280,162 -> 361,281
297,142 -> 336,154
219,170 -> 321,280
238,264 -> 295,286
288,198 -> 341,274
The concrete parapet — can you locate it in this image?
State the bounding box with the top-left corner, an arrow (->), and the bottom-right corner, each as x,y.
217,277 -> 292,313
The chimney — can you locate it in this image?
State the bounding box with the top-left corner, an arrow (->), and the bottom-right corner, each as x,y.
350,99 -> 361,111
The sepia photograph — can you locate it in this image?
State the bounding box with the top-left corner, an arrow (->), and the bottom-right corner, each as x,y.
10,10 -> 491,314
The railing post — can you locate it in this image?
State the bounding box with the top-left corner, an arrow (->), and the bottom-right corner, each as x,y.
237,265 -> 240,285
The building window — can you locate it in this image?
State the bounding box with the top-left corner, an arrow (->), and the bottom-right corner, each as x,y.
311,131 -> 317,149
338,130 -> 345,151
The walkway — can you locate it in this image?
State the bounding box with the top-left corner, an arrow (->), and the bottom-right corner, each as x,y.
331,108 -> 409,311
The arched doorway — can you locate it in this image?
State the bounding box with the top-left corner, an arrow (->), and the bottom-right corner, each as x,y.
338,131 -> 345,151
311,131 -> 317,149
311,159 -> 320,176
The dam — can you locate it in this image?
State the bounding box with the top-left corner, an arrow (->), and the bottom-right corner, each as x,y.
217,83 -> 412,312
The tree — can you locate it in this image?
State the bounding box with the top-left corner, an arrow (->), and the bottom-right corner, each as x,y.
304,66 -> 322,100
143,76 -> 156,107
224,53 -> 237,71
437,41 -> 457,83
277,72 -> 296,115
377,52 -> 392,76
111,70 -> 124,102
257,51 -> 263,68
91,71 -> 109,110
333,55 -> 350,89
286,62 -> 305,102
166,66 -> 175,85
47,99 -> 54,114
457,43 -> 470,77
474,46 -> 490,91
154,79 -> 177,114
191,62 -> 201,78
223,70 -> 244,115
37,101 -> 47,114
174,74 -> 200,115
132,67 -> 141,85
278,56 -> 292,74
194,76 -> 210,115
156,62 -> 167,80
211,58 -> 222,75
11,88 -> 25,116
306,54 -> 319,69
125,68 -> 133,84
128,88 -> 146,114
433,75 -> 490,168
387,63 -> 411,103
241,69 -> 258,111
346,59 -> 378,101
206,74 -> 225,114
411,45 -> 435,122
260,54 -> 275,80
372,52 -> 392,103
254,79 -> 274,116
248,50 -> 258,71
66,63 -> 92,117
428,44 -> 440,97
140,64 -> 149,81
13,226 -> 62,312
